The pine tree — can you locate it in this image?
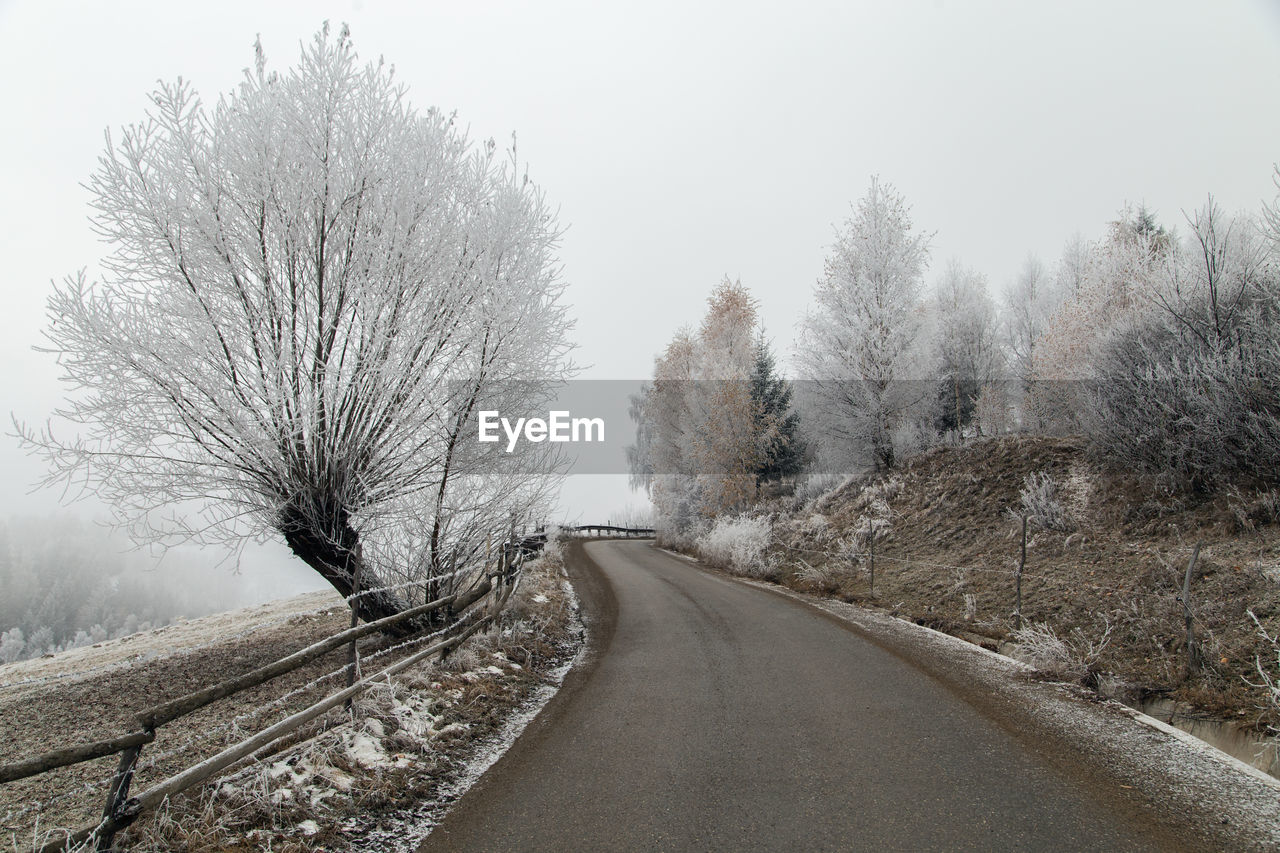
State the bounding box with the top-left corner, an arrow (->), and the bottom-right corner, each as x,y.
750,333 -> 805,485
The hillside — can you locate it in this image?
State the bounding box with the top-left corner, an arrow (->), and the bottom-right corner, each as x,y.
753,436 -> 1280,736
0,555 -> 580,852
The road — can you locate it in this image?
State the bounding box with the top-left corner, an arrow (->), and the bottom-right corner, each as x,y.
419,540 -> 1186,852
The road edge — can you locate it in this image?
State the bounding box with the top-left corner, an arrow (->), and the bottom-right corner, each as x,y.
662,544 -> 1280,852
415,539 -> 620,851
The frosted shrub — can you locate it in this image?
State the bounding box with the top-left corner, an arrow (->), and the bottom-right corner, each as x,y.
1011,620 -> 1112,683
795,558 -> 839,589
696,514 -> 774,577
793,474 -> 841,507
542,525 -> 566,563
1019,471 -> 1071,531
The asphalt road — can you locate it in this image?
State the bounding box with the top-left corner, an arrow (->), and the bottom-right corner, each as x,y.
419,540 -> 1184,852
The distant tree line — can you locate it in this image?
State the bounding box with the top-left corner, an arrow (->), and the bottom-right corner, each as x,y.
631,171 -> 1280,541
0,518 -> 248,663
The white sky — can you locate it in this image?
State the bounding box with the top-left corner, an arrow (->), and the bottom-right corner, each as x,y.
1,0 -> 1278,563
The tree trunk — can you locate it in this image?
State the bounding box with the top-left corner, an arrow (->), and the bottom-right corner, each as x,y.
278,503 -> 422,635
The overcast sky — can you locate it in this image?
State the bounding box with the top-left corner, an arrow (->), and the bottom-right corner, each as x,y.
1,0 -> 1278,561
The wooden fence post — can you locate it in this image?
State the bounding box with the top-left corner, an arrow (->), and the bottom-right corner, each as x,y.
866,518 -> 875,596
1015,514 -> 1027,631
345,551 -> 362,712
96,742 -> 144,851
1180,542 -> 1202,677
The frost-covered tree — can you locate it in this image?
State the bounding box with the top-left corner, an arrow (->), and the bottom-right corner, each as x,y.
20,26 -> 574,623
795,176 -> 932,471
1055,235 -> 1091,300
1028,205 -> 1173,432
1035,205 -> 1174,380
1003,254 -> 1059,388
1084,200 -> 1280,489
930,261 -> 1004,437
0,628 -> 25,664
629,330 -> 700,535
629,279 -> 794,537
687,280 -> 762,515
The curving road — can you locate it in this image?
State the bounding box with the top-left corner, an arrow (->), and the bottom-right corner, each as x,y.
419,540 -> 1187,852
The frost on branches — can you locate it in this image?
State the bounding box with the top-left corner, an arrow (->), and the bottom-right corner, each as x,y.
629,279 -> 802,541
928,260 -> 1005,438
21,25 -> 575,624
795,176 -> 933,472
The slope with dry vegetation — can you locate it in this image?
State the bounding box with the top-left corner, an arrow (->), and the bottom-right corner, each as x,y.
1,548 -> 580,853
699,436 -> 1280,734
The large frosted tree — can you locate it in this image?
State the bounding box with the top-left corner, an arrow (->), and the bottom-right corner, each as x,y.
21,26 -> 575,623
795,177 -> 932,471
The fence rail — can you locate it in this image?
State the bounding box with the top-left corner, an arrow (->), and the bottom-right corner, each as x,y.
518,525 -> 654,548
569,524 -> 655,538
2,537 -> 530,853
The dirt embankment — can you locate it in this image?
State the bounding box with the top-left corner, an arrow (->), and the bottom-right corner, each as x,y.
737,436 -> 1280,729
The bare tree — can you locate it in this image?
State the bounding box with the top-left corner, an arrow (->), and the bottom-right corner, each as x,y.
1083,201 -> 1280,489
795,176 -> 932,471
1150,198 -> 1270,348
931,260 -> 1005,438
1003,254 -> 1056,388
20,26 -> 574,622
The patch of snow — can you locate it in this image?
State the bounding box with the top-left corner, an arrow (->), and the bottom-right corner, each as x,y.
532,593 -> 549,603
342,575 -> 586,852
433,722 -> 471,738
345,731 -> 390,768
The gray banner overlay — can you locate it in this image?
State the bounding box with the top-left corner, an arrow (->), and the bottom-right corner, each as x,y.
457,379 -> 1081,476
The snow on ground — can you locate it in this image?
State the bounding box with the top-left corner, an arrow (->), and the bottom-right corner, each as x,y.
340,576 -> 585,852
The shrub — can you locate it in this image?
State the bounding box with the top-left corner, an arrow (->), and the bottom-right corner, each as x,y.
696,514 -> 774,577
1019,471 -> 1071,531
1083,296 -> 1280,492
1011,620 -> 1113,685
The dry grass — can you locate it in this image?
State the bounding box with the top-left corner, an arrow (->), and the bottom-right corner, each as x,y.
758,435 -> 1280,730
2,557 -> 580,853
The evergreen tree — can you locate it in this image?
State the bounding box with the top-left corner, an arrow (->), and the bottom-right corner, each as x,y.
750,333 -> 805,485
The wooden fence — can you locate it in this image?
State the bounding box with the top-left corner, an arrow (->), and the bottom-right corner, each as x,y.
1,540 -> 528,853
